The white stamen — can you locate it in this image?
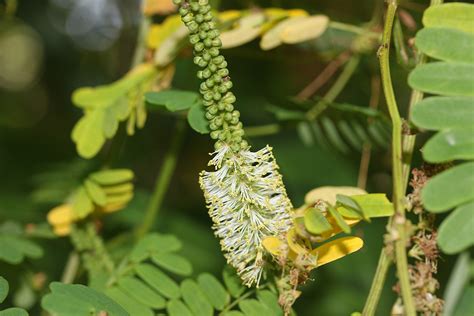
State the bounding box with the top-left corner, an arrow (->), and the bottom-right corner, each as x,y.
199,144 -> 293,287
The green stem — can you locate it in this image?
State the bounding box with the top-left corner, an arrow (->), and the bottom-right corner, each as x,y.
329,21 -> 379,38
362,1 -> 443,314
60,252 -> 80,284
306,55 -> 360,121
132,17 -> 151,67
134,120 -> 186,239
378,2 -> 416,315
362,249 -> 391,315
219,290 -> 256,315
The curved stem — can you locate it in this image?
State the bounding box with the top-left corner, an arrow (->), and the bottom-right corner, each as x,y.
60,252 -> 80,284
134,120 -> 186,239
378,1 -> 416,315
362,248 -> 391,315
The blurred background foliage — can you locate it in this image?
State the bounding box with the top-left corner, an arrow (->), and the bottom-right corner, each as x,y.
0,0 -> 461,315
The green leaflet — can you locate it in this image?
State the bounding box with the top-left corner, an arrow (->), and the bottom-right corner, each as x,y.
408,62 -> 474,97
336,194 -> 393,219
105,287 -> 153,316
438,201 -> 474,254
187,103 -> 210,134
90,169 -> 134,185
167,299 -> 193,316
71,110 -> 106,159
422,3 -> 474,35
145,90 -> 199,111
415,28 -> 474,63
453,286 -> 474,316
41,282 -> 129,316
71,186 -> 94,219
151,253 -> 193,276
443,253 -> 471,316
117,277 -> 166,309
0,277 -> 28,316
130,233 -> 182,262
134,264 -> 181,299
327,204 -> 351,233
238,299 -> 272,316
268,100 -> 390,153
180,280 -> 213,316
0,277 -> 8,304
411,96 -> 474,130
422,128 -> 474,163
0,222 -> 43,264
422,162 -> 474,213
410,1 -> 474,254
256,290 -> 283,316
197,273 -> 229,311
304,207 -> 333,234
222,266 -> 245,298
0,308 -> 28,316
71,64 -> 157,159
84,179 -> 107,206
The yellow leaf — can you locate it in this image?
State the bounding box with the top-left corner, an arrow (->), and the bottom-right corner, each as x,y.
262,236 -> 285,256
286,228 -> 311,256
287,9 -> 309,17
143,0 -> 176,16
311,236 -> 364,266
102,183 -> 134,195
149,15 -> 185,52
218,10 -> 242,23
280,15 -> 330,44
106,191 -> 133,206
101,202 -> 127,213
154,25 -> 188,66
53,223 -> 72,237
260,16 -> 306,50
147,25 -> 162,49
47,204 -> 75,226
304,186 -> 367,205
220,13 -> 265,49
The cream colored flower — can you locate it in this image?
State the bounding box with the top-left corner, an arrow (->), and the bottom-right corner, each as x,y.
200,144 -> 293,286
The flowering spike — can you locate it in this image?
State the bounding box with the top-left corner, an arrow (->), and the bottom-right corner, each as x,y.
200,144 -> 293,286
175,0 -> 293,286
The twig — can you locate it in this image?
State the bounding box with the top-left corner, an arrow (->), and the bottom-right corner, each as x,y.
60,252 -> 80,284
377,2 -> 416,315
306,55 -> 360,121
296,51 -> 352,100
363,248 -> 391,315
357,75 -> 381,189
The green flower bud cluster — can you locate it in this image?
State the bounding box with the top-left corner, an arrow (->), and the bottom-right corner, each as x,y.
173,0 -> 247,152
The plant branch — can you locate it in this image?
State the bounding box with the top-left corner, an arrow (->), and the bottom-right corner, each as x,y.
134,120 -> 186,239
60,252 -> 80,284
297,51 -> 352,100
377,1 -> 416,315
306,55 -> 360,121
357,74 -> 381,189
362,248 -> 391,315
362,1 -> 443,312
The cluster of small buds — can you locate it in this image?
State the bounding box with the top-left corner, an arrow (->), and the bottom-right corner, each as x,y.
174,0 -> 247,152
